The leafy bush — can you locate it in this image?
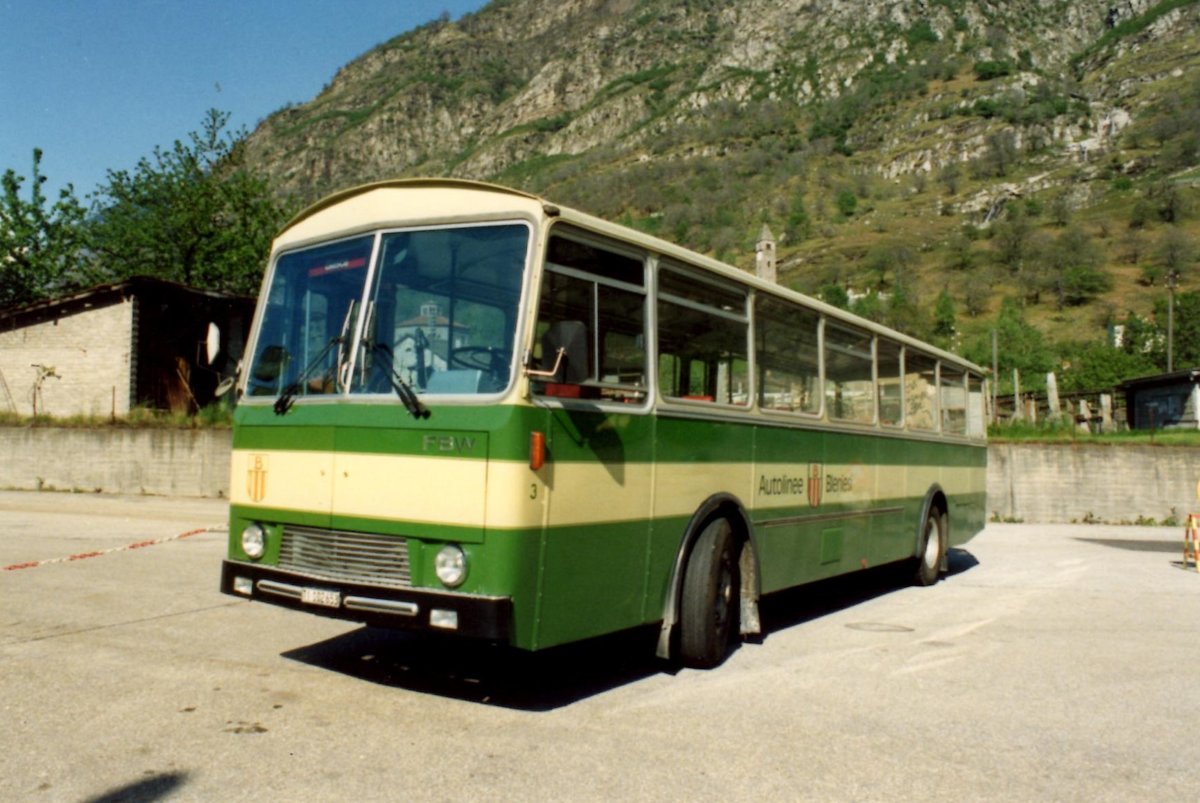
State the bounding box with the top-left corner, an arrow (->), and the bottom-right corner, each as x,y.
974,60 -> 1014,81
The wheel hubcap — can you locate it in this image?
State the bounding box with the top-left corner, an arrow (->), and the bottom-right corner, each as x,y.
923,518 -> 940,567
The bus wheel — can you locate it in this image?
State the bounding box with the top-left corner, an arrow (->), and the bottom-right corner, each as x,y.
914,506 -> 946,586
680,518 -> 740,668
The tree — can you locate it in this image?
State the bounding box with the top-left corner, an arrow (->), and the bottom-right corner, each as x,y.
993,205 -> 1032,275
963,270 -> 992,317
1057,341 -> 1155,392
87,109 -> 291,295
819,283 -> 849,309
1147,179 -> 1191,224
1152,291 -> 1200,369
932,288 -> 957,347
1120,311 -> 1164,368
785,190 -> 811,242
1156,226 -> 1196,281
0,149 -> 89,308
945,230 -> 976,271
964,296 -> 1054,390
1048,225 -> 1109,307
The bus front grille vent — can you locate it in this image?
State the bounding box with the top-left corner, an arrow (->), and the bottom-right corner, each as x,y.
278,525 -> 412,589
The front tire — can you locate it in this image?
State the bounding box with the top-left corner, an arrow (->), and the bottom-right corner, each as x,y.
680,518 -> 740,668
914,506 -> 946,586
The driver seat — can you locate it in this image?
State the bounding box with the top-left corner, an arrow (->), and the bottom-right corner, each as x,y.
425,369 -> 483,394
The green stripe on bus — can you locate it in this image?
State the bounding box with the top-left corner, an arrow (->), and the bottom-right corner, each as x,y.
236,401 -> 984,467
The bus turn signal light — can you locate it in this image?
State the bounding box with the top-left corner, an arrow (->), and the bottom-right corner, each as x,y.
530,431 -> 546,470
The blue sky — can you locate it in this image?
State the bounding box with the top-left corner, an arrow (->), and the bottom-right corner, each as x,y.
1,1 -> 490,199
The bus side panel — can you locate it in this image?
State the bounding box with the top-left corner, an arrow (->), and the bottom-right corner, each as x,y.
532,407 -> 656,650
947,443 -> 988,547
870,434 -> 926,568
752,423 -> 835,593
822,428 -> 877,573
645,414 -> 755,619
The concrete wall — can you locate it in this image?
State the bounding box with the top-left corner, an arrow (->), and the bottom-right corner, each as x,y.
0,426 -> 230,498
1,427 -> 1197,524
987,442 -> 1200,524
0,300 -> 133,417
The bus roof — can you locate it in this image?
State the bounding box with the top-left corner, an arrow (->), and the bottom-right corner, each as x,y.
280,178 -> 986,374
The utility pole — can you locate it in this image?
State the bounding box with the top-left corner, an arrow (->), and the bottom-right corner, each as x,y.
1168,270 -> 1179,373
991,329 -> 999,424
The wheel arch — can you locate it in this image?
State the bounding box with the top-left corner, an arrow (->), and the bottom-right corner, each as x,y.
655,493 -> 762,660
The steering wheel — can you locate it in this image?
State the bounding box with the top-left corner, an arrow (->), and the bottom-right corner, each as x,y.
450,345 -> 511,380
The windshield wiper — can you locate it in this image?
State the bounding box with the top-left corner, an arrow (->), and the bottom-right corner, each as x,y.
368,341 -> 431,420
275,301 -> 358,415
273,336 -> 341,415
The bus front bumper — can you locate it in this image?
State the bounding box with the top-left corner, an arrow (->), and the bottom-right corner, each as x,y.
220,561 -> 512,641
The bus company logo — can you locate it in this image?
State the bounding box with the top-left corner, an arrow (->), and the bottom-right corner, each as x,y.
808,462 -> 823,508
247,455 -> 268,503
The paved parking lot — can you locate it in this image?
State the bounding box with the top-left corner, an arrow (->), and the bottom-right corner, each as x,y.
2,489 -> 1198,801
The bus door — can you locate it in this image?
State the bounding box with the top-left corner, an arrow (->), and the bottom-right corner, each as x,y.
529,231 -> 653,648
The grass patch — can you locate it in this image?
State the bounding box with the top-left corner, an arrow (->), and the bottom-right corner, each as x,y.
990,420 -> 1200,445
0,404 -> 233,430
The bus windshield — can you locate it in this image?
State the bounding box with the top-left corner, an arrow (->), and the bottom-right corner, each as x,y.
244,223 -> 529,401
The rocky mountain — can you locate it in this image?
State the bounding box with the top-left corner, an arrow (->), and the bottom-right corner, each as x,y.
242,0 -> 1200,370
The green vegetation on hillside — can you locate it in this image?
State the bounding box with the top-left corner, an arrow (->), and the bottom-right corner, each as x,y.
6,0 -> 1200,403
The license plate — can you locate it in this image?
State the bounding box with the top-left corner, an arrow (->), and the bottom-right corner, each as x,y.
301,587 -> 341,608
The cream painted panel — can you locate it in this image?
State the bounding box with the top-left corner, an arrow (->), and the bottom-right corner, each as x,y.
277,186 -> 543,249
230,449 -> 333,514
652,462 -> 755,521
331,452 -> 486,527
485,461 -> 547,530
540,461 -> 655,528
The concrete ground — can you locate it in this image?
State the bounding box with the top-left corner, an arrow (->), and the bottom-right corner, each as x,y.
1,490 -> 1198,801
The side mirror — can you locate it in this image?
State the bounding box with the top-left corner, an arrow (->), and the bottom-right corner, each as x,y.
205,322 -> 221,365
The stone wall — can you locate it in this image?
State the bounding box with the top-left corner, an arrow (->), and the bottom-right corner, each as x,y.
0,426 -> 231,498
2,427 -> 1197,524
986,442 -> 1199,524
0,300 -> 134,417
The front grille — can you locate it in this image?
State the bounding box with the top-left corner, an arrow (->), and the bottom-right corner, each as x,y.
278,525 -> 412,589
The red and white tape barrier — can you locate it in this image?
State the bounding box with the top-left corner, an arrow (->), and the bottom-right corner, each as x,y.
3,526 -> 225,572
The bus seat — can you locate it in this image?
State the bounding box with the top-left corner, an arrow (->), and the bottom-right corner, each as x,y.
425,369 -> 483,394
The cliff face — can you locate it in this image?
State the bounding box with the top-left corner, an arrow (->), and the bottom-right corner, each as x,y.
241,0 -> 1200,347
246,0 -> 1168,198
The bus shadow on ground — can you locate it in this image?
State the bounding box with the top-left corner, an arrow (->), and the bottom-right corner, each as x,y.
756,548 -> 979,636
281,625 -> 664,711
281,548 -> 980,711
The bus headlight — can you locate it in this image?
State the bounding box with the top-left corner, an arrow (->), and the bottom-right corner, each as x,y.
241,523 -> 266,560
435,545 -> 467,588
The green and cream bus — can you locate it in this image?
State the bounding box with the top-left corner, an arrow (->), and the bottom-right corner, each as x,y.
220,178 -> 987,668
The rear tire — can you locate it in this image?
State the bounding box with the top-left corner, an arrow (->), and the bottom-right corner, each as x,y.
680,518 -> 740,668
914,506 -> 946,586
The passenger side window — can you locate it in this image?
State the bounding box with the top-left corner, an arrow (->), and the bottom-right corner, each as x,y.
905,352 -> 938,431
756,294 -> 820,415
877,340 -> 903,427
658,265 -> 749,406
967,373 -> 987,437
940,364 -> 967,435
533,232 -> 646,402
824,324 -> 875,423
